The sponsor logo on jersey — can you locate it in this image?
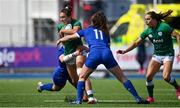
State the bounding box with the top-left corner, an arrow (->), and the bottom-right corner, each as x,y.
153,39 -> 163,43
148,34 -> 153,38
158,31 -> 162,36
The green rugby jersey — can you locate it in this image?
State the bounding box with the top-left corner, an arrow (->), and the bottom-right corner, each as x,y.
140,22 -> 174,56
57,19 -> 83,55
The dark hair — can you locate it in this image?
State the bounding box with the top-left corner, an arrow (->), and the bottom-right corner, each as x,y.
146,10 -> 173,22
90,11 -> 109,36
60,5 -> 72,17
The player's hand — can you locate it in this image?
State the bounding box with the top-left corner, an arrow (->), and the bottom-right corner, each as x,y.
56,39 -> 61,46
59,30 -> 64,38
116,50 -> 125,54
73,50 -> 81,56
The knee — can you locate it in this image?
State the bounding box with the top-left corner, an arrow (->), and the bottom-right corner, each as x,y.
76,57 -> 85,67
52,85 -> 62,91
76,61 -> 84,68
163,74 -> 170,82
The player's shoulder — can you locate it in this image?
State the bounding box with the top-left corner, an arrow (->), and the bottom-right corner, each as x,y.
86,26 -> 95,30
84,26 -> 94,32
160,21 -> 169,26
72,18 -> 80,22
143,27 -> 151,34
159,21 -> 173,32
159,21 -> 171,28
140,27 -> 151,38
72,19 -> 81,24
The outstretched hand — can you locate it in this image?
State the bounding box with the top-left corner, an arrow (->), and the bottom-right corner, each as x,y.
116,50 -> 125,54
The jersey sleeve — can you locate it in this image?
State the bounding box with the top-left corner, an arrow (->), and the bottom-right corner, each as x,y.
76,29 -> 85,38
140,29 -> 148,40
74,20 -> 82,28
163,23 -> 174,35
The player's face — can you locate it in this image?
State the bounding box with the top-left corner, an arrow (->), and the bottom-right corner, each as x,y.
59,12 -> 68,24
145,14 -> 157,28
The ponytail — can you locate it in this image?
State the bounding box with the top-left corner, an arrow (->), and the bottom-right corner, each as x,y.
158,10 -> 173,20
147,10 -> 173,22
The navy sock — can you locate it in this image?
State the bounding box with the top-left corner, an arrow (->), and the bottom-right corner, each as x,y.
76,81 -> 85,103
123,80 -> 140,100
166,77 -> 179,89
41,83 -> 53,91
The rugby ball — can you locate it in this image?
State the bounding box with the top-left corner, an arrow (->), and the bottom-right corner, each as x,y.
64,24 -> 72,30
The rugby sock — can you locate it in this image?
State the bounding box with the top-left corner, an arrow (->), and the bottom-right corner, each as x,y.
146,80 -> 154,97
87,90 -> 94,98
40,83 -> 53,91
166,77 -> 179,89
76,81 -> 85,103
123,80 -> 140,99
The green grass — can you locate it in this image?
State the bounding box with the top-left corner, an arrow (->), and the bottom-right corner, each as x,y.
0,78 -> 180,107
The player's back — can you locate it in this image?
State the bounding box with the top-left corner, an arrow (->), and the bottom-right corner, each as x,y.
77,26 -> 110,49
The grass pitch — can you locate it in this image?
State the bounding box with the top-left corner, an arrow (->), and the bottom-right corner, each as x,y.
0,78 -> 180,107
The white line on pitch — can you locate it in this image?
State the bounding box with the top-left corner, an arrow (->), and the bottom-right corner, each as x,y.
44,99 -> 180,103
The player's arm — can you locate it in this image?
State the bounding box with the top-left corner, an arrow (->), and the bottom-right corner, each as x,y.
116,37 -> 143,54
57,33 -> 79,46
59,50 -> 81,63
59,31 -> 64,38
57,25 -> 64,38
60,26 -> 80,35
171,30 -> 180,57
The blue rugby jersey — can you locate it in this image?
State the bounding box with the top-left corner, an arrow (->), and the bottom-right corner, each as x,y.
76,26 -> 110,49
75,26 -> 117,69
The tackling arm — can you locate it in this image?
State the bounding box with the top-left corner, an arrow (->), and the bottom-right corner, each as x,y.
56,33 -> 78,46
60,26 -> 80,35
59,51 -> 80,63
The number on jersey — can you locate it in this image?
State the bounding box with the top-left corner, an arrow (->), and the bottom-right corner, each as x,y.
94,29 -> 103,40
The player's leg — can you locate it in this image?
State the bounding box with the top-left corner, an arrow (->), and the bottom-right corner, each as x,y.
74,65 -> 94,104
145,57 -> 161,103
108,66 -> 148,104
37,82 -> 66,92
37,67 -> 67,92
105,50 -> 148,104
137,54 -> 146,74
66,64 -> 78,87
67,73 -> 89,102
76,54 -> 97,104
162,57 -> 180,100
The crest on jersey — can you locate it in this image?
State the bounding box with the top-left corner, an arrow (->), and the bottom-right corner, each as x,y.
158,31 -> 162,36
148,34 -> 153,38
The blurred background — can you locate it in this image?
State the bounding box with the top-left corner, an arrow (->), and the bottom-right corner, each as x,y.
0,0 -> 180,77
